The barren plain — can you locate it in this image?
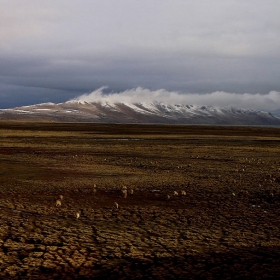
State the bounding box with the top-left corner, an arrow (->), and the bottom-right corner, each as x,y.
0,122 -> 280,279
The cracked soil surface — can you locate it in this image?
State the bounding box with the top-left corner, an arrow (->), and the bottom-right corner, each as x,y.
0,122 -> 280,279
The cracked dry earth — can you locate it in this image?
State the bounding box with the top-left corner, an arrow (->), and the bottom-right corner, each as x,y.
0,123 -> 280,279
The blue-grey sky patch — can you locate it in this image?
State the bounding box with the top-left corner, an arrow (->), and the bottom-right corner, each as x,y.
1,0 -> 280,110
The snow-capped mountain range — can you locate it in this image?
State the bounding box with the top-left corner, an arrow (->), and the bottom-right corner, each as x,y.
1,101 -> 280,125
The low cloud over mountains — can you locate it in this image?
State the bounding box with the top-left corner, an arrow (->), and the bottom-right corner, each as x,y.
70,87 -> 280,112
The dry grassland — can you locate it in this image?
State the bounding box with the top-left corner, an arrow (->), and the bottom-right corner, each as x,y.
0,122 -> 280,279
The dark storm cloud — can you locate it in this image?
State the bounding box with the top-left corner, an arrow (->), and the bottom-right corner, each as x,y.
1,0 -> 280,109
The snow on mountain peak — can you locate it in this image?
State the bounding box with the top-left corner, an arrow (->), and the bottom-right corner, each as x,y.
1,99 -> 279,125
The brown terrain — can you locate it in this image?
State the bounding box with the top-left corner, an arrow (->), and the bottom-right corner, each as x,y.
0,122 -> 280,279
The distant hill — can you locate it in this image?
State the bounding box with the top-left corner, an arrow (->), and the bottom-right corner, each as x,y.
271,108 -> 280,117
1,101 -> 280,125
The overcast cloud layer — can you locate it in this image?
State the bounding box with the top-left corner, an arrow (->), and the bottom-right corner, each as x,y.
1,0 -> 280,110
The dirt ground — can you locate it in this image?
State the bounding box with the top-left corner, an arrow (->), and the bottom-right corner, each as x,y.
0,122 -> 280,279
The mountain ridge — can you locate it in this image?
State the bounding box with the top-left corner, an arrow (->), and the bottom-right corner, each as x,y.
0,101 -> 280,125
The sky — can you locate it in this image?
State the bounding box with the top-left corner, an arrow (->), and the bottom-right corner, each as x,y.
1,0 -> 280,111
